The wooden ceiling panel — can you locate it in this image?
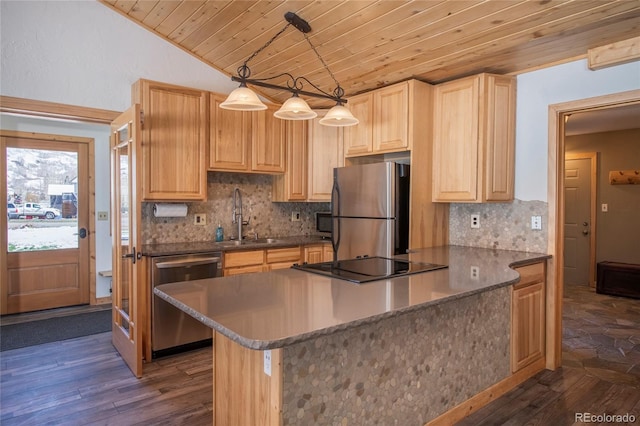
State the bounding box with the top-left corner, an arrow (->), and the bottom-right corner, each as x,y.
99,0 -> 640,107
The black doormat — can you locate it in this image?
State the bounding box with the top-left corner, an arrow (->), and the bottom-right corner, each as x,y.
0,309 -> 112,351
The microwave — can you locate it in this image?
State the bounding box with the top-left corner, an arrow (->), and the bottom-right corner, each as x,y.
316,212 -> 332,234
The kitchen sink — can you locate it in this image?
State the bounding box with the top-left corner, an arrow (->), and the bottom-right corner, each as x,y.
220,238 -> 282,246
252,238 -> 281,244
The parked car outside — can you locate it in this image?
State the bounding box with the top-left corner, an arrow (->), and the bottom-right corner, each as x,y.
10,203 -> 61,219
7,203 -> 20,219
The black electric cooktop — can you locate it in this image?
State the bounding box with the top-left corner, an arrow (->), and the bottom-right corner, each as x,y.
292,256 -> 448,283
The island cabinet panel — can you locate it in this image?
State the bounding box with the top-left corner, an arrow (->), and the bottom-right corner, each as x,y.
214,332 -> 282,426
132,79 -> 208,201
274,113 -> 343,202
209,98 -> 285,174
511,262 -> 546,373
432,73 -> 515,202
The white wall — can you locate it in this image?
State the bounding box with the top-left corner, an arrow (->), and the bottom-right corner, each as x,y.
515,59 -> 640,201
0,0 -> 234,111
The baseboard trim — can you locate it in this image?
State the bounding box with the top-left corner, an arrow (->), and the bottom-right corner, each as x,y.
426,357 -> 546,425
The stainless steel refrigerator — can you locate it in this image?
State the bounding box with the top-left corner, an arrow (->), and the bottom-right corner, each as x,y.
331,162 -> 410,260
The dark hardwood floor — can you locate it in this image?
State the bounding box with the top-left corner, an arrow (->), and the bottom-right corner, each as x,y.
1,283 -> 638,425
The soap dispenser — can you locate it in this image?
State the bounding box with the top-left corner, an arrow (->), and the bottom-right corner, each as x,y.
215,224 -> 224,242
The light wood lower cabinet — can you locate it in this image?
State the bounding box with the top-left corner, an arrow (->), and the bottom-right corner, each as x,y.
303,243 -> 333,263
511,262 -> 546,373
224,247 -> 302,276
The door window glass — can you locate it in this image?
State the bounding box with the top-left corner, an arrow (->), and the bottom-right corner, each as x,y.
6,147 -> 79,252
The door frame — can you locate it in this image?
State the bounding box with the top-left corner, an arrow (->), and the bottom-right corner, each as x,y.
547,89 -> 640,369
564,152 -> 598,287
0,96 -> 120,308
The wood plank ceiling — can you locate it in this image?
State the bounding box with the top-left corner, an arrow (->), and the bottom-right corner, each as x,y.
100,0 -> 640,108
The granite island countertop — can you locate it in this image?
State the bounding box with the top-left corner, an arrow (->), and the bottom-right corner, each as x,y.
141,234 -> 330,256
154,245 -> 550,350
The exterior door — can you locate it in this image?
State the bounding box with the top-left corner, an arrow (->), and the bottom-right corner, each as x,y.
1,131 -> 90,314
111,105 -> 143,377
564,157 -> 592,285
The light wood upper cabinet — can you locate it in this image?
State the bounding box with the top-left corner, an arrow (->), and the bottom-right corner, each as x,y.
345,80 -> 419,157
209,93 -> 251,171
209,97 -> 285,173
251,105 -> 286,173
432,73 -> 516,202
374,82 -> 409,152
273,112 -> 343,202
132,79 -> 208,201
511,262 -> 546,373
272,121 -> 308,201
308,111 -> 344,201
343,92 -> 373,156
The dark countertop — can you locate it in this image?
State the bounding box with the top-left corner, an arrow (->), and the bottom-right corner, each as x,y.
154,245 -> 551,350
141,234 -> 331,256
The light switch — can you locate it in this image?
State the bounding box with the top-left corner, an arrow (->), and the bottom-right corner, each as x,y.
601,203 -> 608,212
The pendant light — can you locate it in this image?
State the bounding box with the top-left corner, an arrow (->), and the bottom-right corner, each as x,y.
219,82 -> 267,111
319,103 -> 359,126
274,94 -> 317,120
220,12 -> 358,127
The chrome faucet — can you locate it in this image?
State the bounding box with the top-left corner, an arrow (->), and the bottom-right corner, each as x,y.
231,188 -> 248,240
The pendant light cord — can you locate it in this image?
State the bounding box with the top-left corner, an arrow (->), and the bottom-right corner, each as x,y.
243,22 -> 291,68
303,33 -> 344,98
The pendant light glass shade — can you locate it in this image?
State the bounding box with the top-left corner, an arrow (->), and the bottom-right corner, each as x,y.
274,94 -> 317,120
318,104 -> 359,127
220,85 -> 267,111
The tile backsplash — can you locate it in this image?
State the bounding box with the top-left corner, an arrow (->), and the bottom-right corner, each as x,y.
141,172 -> 329,245
449,199 -> 548,253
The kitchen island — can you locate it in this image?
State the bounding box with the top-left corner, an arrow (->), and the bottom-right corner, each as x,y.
155,245 -> 550,425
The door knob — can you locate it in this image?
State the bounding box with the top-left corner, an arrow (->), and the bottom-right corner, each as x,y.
582,229 -> 589,235
582,222 -> 588,226
78,228 -> 87,238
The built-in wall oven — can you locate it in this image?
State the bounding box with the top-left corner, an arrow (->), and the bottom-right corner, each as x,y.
151,252 -> 222,358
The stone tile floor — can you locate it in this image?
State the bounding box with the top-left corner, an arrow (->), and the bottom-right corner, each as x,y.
562,283 -> 640,388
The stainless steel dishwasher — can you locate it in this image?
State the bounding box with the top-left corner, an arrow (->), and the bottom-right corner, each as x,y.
151,252 -> 222,358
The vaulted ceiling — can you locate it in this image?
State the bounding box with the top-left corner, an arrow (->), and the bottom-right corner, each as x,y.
100,0 -> 640,108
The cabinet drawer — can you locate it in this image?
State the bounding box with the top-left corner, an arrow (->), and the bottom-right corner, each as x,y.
224,264 -> 265,276
224,250 -> 264,268
266,247 -> 301,264
514,262 -> 545,289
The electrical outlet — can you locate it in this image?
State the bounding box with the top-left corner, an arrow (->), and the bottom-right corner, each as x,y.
470,266 -> 480,280
264,350 -> 272,376
97,211 -> 108,221
531,215 -> 542,230
470,214 -> 480,229
194,213 -> 206,225
291,211 -> 301,222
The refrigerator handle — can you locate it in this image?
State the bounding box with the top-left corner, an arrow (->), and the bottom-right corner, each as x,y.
331,180 -> 340,259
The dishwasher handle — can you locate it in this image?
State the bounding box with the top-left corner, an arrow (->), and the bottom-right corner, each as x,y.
155,256 -> 221,269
